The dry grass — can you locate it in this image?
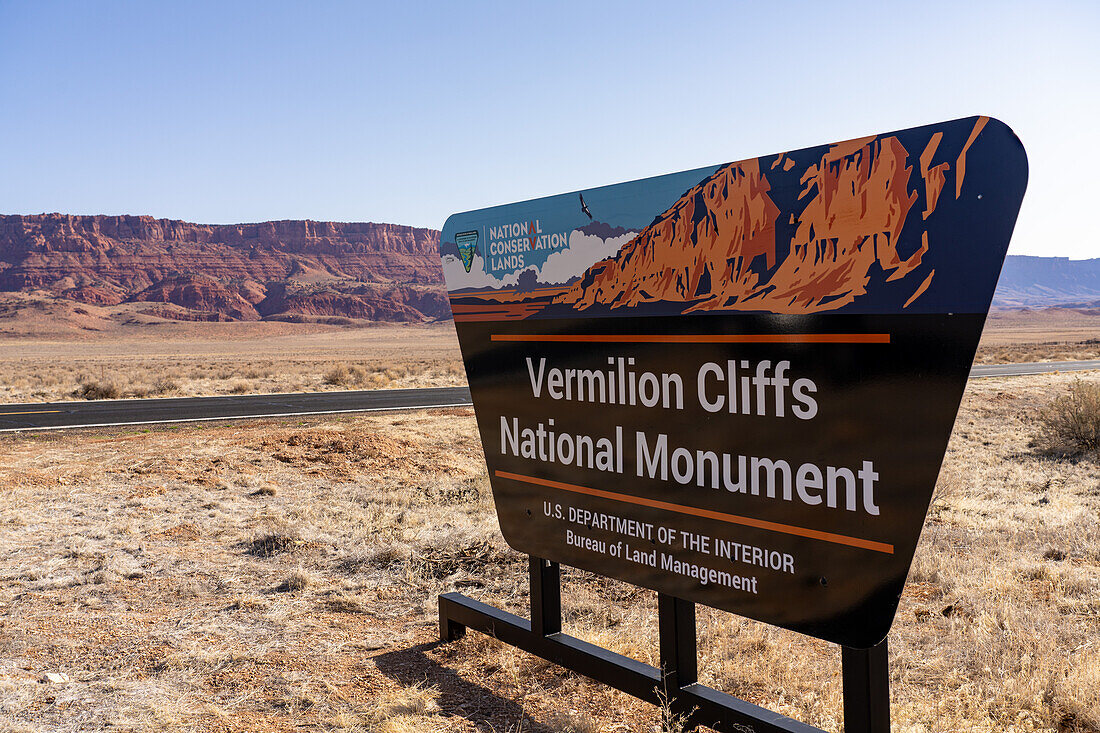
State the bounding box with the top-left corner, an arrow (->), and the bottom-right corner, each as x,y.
975,340 -> 1100,365
0,374 -> 1098,732
0,323 -> 465,403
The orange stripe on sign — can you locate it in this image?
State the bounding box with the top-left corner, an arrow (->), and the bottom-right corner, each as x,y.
494,470 -> 895,555
491,333 -> 890,344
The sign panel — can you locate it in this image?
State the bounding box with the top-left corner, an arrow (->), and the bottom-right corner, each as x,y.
440,116 -> 1027,648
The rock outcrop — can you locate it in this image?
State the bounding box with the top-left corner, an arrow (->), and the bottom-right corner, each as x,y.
132,275 -> 263,321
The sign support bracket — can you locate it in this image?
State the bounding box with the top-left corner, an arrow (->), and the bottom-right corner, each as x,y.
658,592 -> 696,694
438,555 -> 890,732
842,641 -> 891,733
530,556 -> 561,637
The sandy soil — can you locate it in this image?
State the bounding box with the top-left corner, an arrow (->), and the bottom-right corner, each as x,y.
0,323 -> 464,404
0,373 -> 1097,732
975,308 -> 1100,363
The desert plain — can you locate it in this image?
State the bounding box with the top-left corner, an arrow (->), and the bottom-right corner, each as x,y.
0,296 -> 465,404
0,309 -> 1097,732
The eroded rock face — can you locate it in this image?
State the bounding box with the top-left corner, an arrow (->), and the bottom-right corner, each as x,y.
556,160 -> 779,310
0,214 -> 447,321
255,284 -> 445,322
133,275 -> 263,321
554,135 -> 941,315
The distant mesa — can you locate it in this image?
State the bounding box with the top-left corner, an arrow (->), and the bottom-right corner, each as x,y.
0,213 -> 448,324
992,255 -> 1100,308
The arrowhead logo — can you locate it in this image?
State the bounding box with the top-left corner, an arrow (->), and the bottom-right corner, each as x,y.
455,230 -> 479,273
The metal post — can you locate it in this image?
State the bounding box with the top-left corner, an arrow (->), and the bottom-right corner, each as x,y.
438,589 -> 827,733
439,595 -> 466,641
529,555 -> 561,637
841,638 -> 890,733
658,593 -> 697,692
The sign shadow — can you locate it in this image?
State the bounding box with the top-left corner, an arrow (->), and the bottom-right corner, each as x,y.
372,640 -> 562,733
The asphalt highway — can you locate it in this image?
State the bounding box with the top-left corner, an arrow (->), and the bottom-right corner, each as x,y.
0,360 -> 1096,432
0,386 -> 473,432
968,359 -> 1100,378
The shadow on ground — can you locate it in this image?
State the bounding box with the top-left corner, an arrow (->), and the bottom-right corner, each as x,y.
373,640 -> 558,732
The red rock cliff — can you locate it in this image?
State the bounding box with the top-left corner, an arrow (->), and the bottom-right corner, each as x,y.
0,214 -> 447,321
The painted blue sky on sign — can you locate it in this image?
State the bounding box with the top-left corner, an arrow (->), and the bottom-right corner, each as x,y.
441,165 -> 721,291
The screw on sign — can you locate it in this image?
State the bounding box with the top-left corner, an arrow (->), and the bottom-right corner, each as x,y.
436,116 -> 1027,733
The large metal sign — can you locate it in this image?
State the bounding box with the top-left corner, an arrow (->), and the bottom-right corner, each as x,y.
440,116 -> 1027,649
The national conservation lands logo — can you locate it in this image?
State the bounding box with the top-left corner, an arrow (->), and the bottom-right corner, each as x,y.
455,230 -> 479,273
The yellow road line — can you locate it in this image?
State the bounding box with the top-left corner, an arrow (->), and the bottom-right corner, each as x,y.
0,409 -> 63,415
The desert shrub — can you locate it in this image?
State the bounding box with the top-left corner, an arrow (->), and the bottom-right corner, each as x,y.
323,363 -> 370,387
229,381 -> 252,394
1037,379 -> 1100,456
247,533 -> 301,557
151,378 -> 180,395
278,569 -> 313,592
76,380 -> 120,400
323,363 -> 351,386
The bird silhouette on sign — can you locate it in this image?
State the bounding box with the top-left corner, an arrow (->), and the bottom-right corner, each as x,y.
579,193 -> 592,220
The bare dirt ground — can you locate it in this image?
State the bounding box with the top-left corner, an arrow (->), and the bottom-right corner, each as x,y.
975,308 -> 1100,364
0,322 -> 464,404
1,373 -> 1098,732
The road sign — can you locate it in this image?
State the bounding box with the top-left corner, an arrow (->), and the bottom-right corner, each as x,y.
440,116 -> 1027,649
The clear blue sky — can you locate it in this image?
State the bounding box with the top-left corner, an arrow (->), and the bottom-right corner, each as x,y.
1,1 -> 1097,258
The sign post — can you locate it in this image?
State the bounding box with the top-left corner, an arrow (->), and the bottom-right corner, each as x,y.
437,116 -> 1027,730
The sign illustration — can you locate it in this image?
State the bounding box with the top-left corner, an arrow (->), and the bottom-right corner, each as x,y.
439,116 -> 1027,648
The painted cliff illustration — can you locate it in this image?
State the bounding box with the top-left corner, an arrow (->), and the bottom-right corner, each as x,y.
441,116 -> 1025,321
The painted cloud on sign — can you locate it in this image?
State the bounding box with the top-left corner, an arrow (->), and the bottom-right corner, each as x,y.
536,229 -> 637,285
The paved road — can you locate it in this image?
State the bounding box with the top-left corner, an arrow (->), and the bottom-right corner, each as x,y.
0,360 -> 1096,432
969,359 -> 1100,378
0,386 -> 473,432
